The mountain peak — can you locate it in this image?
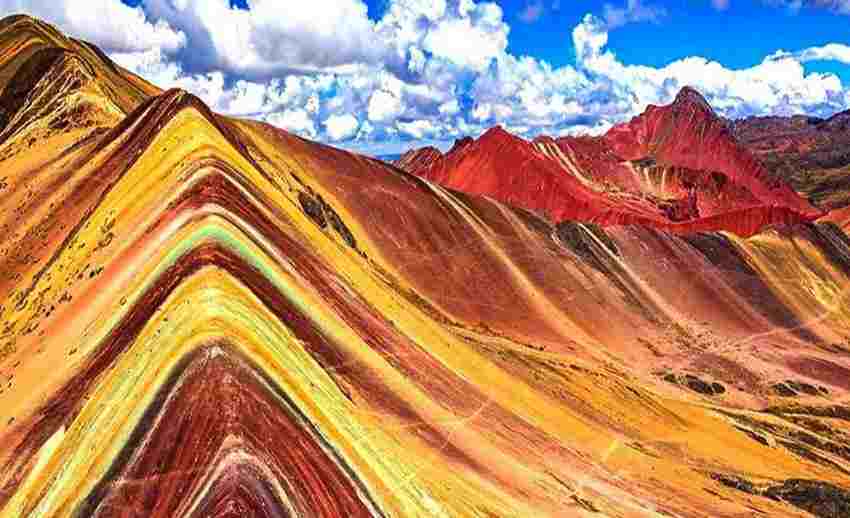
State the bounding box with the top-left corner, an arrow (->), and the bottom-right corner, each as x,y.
673,86 -> 713,113
0,13 -> 49,29
450,136 -> 474,152
481,125 -> 510,137
478,125 -> 524,147
0,14 -> 165,142
0,13 -> 67,44
393,145 -> 443,174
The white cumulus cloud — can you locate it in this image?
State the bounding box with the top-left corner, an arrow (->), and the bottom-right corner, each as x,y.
368,90 -> 405,122
4,0 -> 850,155
324,113 -> 360,141
789,43 -> 850,64
142,0 -> 382,77
268,109 -> 318,138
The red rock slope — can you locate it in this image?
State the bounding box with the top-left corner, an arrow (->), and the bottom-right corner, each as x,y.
400,87 -> 822,236
393,145 -> 442,174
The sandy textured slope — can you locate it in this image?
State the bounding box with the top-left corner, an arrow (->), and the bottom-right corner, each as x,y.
2,15 -> 850,518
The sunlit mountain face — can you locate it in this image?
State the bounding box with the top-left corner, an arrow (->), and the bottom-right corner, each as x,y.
4,11 -> 850,518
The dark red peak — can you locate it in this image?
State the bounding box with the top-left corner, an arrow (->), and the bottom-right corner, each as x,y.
672,86 -> 713,114
449,136 -> 474,153
556,134 -> 594,145
395,146 -> 440,166
401,146 -> 440,158
481,125 -> 508,136
393,146 -> 443,174
478,125 -> 525,148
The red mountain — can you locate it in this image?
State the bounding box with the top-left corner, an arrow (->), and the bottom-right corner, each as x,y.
600,87 -> 820,217
409,125 -> 664,224
398,87 -> 821,236
393,145 -> 442,174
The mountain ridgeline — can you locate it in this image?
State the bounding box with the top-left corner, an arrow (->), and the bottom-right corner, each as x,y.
395,87 -> 842,237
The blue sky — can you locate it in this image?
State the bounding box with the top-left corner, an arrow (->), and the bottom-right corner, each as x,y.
4,0 -> 850,154
505,1 -> 850,82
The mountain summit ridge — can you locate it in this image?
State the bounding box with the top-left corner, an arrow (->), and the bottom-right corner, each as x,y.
397,86 -> 822,236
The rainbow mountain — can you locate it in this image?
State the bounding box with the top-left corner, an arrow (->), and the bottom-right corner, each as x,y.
2,14 -> 850,518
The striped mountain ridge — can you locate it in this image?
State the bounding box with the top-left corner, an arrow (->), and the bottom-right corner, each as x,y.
0,14 -> 159,163
0,14 -> 158,109
3,14 -> 850,518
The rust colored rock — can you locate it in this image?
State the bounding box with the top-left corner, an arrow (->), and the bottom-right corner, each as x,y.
399,87 -> 821,237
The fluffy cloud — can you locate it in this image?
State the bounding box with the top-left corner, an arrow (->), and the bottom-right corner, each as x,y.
422,13 -> 507,70
790,43 -> 850,64
397,119 -> 439,139
375,0 -> 509,72
439,100 -> 462,115
7,0 -> 850,155
112,0 -> 850,152
368,90 -> 405,123
572,13 -> 850,119
268,109 -> 318,139
141,0 -> 382,77
324,114 -> 360,141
